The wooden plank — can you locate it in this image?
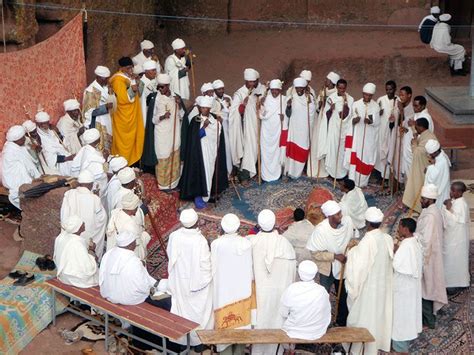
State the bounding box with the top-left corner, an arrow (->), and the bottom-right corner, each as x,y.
197,328 -> 375,345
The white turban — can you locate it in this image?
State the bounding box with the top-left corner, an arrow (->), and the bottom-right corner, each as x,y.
117,167 -> 136,184
431,6 -> 441,14
62,215 -> 83,234
255,70 -> 260,79
140,39 -> 154,50
6,125 -> 26,142
78,169 -> 95,183
258,209 -> 276,232
116,230 -> 137,247
298,260 -> 318,281
122,191 -> 140,210
421,183 -> 439,199
63,99 -> 80,112
200,82 -> 214,93
35,111 -> 50,123
425,139 -> 440,154
244,68 -> 258,81
94,65 -> 111,78
22,120 -> 36,133
212,79 -> 224,89
157,73 -> 171,85
293,77 -> 307,88
299,70 -> 312,81
440,13 -> 451,22
171,38 -> 186,50
269,79 -> 283,90
133,64 -> 143,75
321,200 -> 341,217
221,213 -> 240,234
365,207 -> 384,223
83,128 -> 101,144
143,60 -> 157,71
326,71 -> 340,85
197,95 -> 213,108
180,208 -> 198,228
362,83 -> 376,95
109,156 -> 128,172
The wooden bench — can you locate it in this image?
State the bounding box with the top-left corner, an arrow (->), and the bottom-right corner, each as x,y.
46,278 -> 198,354
197,327 -> 374,354
439,139 -> 467,168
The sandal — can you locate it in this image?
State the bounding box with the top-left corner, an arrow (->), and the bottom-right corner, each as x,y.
8,270 -> 26,279
13,273 -> 35,286
35,256 -> 48,270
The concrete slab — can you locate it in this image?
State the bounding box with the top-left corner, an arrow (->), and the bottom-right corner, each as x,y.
426,86 -> 474,124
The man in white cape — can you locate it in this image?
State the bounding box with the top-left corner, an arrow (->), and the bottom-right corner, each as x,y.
132,39 -> 162,73
105,156 -> 128,214
53,215 -> 98,288
213,79 -> 233,174
21,120 -> 48,174
249,209 -> 296,355
140,60 -> 158,128
211,213 -> 253,354
345,207 -> 393,355
339,178 -> 368,229
425,139 -> 451,209
109,167 -> 138,212
57,99 -> 84,154
167,209 -> 213,346
283,208 -> 314,264
164,38 -> 190,101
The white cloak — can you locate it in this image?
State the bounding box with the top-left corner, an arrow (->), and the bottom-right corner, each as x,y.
37,128 -> 73,176
431,22 -> 465,70
70,144 -> 108,197
56,113 -> 83,154
227,85 -> 248,166
105,174 -> 121,215
340,187 -> 368,229
215,94 -> 233,174
414,108 -> 434,132
83,80 -> 113,135
424,151 -> 451,209
140,75 -> 157,128
282,219 -> 314,264
132,51 -> 162,73
375,94 -> 397,177
164,54 -> 190,100
199,115 -> 221,202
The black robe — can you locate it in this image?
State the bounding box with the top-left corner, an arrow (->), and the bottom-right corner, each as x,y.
179,114 -> 229,200
141,92 -> 158,167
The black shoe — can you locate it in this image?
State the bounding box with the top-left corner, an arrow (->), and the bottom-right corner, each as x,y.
452,69 -> 466,76
13,273 -> 35,286
44,255 -> 56,270
36,257 -> 48,271
8,270 -> 26,279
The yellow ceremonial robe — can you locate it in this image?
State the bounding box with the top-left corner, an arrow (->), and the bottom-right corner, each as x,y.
110,72 -> 144,165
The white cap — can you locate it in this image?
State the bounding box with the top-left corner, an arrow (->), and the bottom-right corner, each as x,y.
35,111 -> 50,123
299,70 -> 312,81
421,183 -> 439,199
140,39 -> 154,50
157,73 -> 171,85
83,128 -> 100,144
62,215 -> 83,234
6,125 -> 26,142
258,209 -> 276,232
171,38 -> 186,50
94,65 -> 111,78
221,213 -> 240,234
133,64 -> 143,75
298,260 -> 318,281
22,120 -> 36,133
200,82 -> 214,94
269,79 -> 283,90
116,230 -> 137,247
244,68 -> 258,81
197,95 -> 213,108
365,207 -> 384,223
109,156 -> 128,172
431,6 -> 441,14
212,79 -> 225,89
180,208 -> 198,228
78,169 -> 95,184
321,200 -> 341,217
293,77 -> 307,88
440,13 -> 451,22
121,191 -> 140,210
117,167 -> 136,184
143,60 -> 157,71
425,139 -> 440,154
362,83 -> 376,95
64,98 -> 80,112
326,71 -> 340,85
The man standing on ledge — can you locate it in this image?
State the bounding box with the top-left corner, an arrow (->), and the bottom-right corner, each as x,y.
165,38 -> 191,101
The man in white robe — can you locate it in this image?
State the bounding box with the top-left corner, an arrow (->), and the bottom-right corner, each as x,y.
347,83 -> 380,187
167,209 -> 213,346
283,208 -> 314,264
105,156 -> 128,214
213,79 -> 233,174
132,39 -> 162,73
306,200 -> 357,326
109,167 -> 138,212
280,260 -> 331,341
139,60 -> 158,128
339,178 -> 368,229
442,182 -> 470,289
211,214 -> 253,354
345,207 -> 393,354
413,95 -> 434,132
164,38 -> 190,100
53,215 -> 99,288
285,77 -> 316,179
285,70 -> 316,98
100,230 -> 156,305
392,218 -> 423,353
60,169 -> 107,259
249,209 -> 296,355
425,139 -> 451,209
416,184 -> 448,328
57,99 -> 84,154
1,125 -> 41,209
260,79 -> 286,182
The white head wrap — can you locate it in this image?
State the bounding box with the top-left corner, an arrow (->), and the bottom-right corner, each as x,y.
244,68 -> 258,81
62,215 -> 83,234
440,13 -> 451,22
198,95 -> 213,108
221,213 -> 240,234
365,207 -> 384,223
109,156 -> 128,172
6,125 -> 26,142
22,120 -> 36,133
78,169 -> 95,184
116,230 -> 137,247
157,73 -> 171,85
431,6 -> 441,14
180,208 -> 198,228
258,209 -> 276,232
200,82 -> 214,94
171,38 -> 186,50
425,139 -> 440,154
94,65 -> 111,78
121,191 -> 140,210
63,99 -> 80,112
141,39 -> 154,50
326,71 -> 340,85
421,183 -> 439,199
255,70 -> 260,79
133,64 -> 143,75
362,83 -> 376,95
83,128 -> 101,144
298,260 -> 318,281
143,60 -> 157,71
293,77 -> 307,88
212,79 -> 224,89
35,111 -> 50,123
321,200 -> 341,217
117,167 -> 136,184
299,70 -> 312,81
269,79 -> 283,90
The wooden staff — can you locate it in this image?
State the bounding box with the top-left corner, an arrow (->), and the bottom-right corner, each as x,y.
407,186 -> 423,218
307,93 -> 313,178
214,120 -> 220,203
230,177 -> 242,200
188,49 -> 196,98
316,86 -> 326,181
256,95 -> 262,185
168,102 -> 177,190
23,105 -> 47,174
396,125 -> 403,193
357,103 -> 369,187
333,95 -> 346,189
280,92 -> 284,178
